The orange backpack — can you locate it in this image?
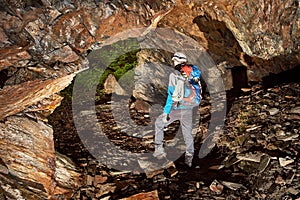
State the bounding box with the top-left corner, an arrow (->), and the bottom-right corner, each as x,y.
181,65 -> 197,103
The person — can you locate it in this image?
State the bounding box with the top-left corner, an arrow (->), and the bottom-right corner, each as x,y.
153,52 -> 202,167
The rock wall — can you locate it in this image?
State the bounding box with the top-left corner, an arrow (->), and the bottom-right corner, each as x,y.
160,0 -> 299,81
0,0 -> 298,88
0,116 -> 80,199
0,0 -> 299,198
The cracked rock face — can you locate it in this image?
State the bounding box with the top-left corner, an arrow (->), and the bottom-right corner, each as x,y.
0,0 -> 299,198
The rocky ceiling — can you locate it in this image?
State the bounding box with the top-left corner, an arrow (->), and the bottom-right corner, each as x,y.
0,0 -> 299,198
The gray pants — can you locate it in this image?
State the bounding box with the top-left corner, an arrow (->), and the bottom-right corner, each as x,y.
155,109 -> 194,156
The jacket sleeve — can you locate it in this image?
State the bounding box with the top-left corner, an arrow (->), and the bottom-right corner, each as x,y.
163,73 -> 176,114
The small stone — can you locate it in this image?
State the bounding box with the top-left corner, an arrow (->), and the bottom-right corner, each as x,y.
99,196 -> 110,200
165,165 -> 178,178
187,188 -> 196,193
276,134 -> 298,141
261,194 -> 267,199
246,125 -> 262,132
236,135 -> 249,145
236,153 -> 261,163
104,74 -> 127,95
268,108 -> 279,115
221,181 -> 246,190
80,110 -> 96,116
288,114 -> 300,120
287,187 -> 300,196
258,154 -> 271,173
279,157 -> 294,167
0,164 -> 9,174
110,171 -> 131,176
137,159 -> 169,178
275,130 -> 285,136
275,175 -> 285,185
93,175 -> 108,187
241,88 -> 252,92
209,179 -> 223,194
119,190 -> 159,200
285,95 -> 294,99
86,175 -> 94,186
223,154 -> 240,168
208,165 -> 225,170
290,107 -> 300,114
96,183 -> 116,198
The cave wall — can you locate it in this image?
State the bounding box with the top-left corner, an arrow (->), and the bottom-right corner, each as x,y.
0,0 -> 299,198
159,0 -> 299,81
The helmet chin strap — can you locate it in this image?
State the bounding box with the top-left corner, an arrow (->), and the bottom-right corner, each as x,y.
174,63 -> 185,71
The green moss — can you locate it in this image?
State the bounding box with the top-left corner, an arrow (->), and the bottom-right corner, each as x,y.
237,111 -> 248,134
58,38 -> 140,102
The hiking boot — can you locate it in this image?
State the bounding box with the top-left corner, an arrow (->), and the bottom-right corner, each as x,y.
153,145 -> 166,159
185,153 -> 193,167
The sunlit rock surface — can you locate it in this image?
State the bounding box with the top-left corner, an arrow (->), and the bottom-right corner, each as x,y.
0,74 -> 75,120
0,116 -> 80,199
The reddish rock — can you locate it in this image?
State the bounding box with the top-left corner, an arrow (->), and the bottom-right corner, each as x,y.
134,99 -> 150,113
0,74 -> 75,120
0,116 -> 56,198
93,175 -> 108,187
104,74 -> 127,95
0,46 -> 31,70
120,190 -> 159,200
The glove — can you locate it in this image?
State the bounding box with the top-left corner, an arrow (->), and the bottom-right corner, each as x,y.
162,113 -> 170,123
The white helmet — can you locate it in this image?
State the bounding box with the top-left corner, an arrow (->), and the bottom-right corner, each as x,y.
172,52 -> 187,64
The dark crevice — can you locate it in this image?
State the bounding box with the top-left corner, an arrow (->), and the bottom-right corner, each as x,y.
193,15 -> 244,65
226,66 -> 300,114
226,66 -> 249,114
232,66 -> 249,90
0,69 -> 9,89
262,65 -> 300,89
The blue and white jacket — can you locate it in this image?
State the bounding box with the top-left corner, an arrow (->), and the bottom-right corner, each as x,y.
163,65 -> 201,114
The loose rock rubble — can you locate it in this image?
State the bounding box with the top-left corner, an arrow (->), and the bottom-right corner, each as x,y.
49,81 -> 300,199
216,82 -> 300,199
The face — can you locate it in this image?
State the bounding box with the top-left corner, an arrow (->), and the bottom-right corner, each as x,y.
173,59 -> 181,66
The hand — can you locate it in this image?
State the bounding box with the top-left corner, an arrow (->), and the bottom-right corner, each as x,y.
192,77 -> 199,83
162,113 -> 170,123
